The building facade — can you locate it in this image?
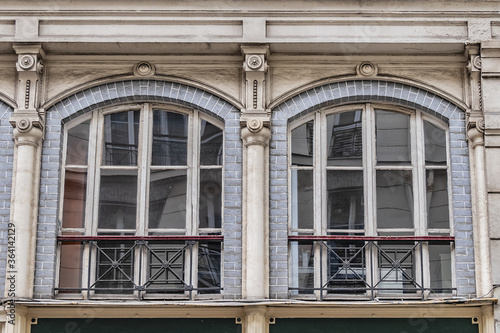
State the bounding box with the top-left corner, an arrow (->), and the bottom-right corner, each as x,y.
0,0 -> 499,332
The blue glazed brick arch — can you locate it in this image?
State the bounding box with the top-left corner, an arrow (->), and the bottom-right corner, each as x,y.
35,80 -> 243,299
268,80 -> 475,299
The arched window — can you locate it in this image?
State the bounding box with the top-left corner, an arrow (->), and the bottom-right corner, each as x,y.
57,103 -> 223,299
289,103 -> 453,299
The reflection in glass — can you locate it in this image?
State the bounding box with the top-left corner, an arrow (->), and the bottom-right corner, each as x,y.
291,121 -> 314,166
62,169 -> 87,229
148,169 -> 187,229
327,240 -> 366,294
376,110 -> 411,165
424,121 -> 447,165
199,169 -> 222,229
378,243 -> 416,293
152,110 -> 188,166
427,170 -> 449,229
198,243 -> 222,293
66,120 -> 90,165
429,244 -> 452,293
290,242 -> 314,294
98,170 -> 138,229
200,120 -> 223,165
291,169 -> 314,230
327,170 -> 364,230
326,111 -> 362,166
102,111 -> 140,166
58,239 -> 83,292
376,170 -> 414,229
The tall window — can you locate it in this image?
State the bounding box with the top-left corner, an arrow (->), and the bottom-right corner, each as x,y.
289,104 -> 453,299
57,103 -> 223,299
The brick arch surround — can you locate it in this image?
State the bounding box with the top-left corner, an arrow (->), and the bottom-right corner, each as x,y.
35,80 -> 243,298
268,80 -> 474,298
0,100 -> 14,298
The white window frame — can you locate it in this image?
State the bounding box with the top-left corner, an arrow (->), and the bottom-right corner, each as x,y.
288,103 -> 454,299
57,103 -> 224,300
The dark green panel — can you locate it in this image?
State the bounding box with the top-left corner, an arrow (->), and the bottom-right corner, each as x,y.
270,318 -> 478,333
32,318 -> 241,333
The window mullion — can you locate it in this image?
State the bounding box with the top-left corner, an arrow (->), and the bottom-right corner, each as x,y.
365,104 -> 376,236
317,111 -> 325,236
92,111 -> 105,236
137,103 -> 150,236
414,111 -> 426,236
188,110 -> 198,237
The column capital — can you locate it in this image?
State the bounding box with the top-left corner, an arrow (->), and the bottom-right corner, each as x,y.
10,113 -> 44,147
468,122 -> 485,148
241,122 -> 271,147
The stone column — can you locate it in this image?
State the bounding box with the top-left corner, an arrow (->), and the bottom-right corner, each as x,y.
240,45 -> 271,299
243,306 -> 267,333
5,44 -> 44,299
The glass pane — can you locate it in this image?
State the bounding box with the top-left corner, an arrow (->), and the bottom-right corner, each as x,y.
66,120 -> 90,165
327,170 -> 364,230
376,170 -> 413,229
152,110 -> 188,166
102,111 -> 140,166
62,168 -> 87,229
291,169 -> 314,230
427,170 -> 450,229
326,111 -> 362,166
199,169 -> 222,229
148,169 -> 187,229
200,120 -> 223,166
289,242 -> 314,294
291,121 -> 314,166
376,110 -> 411,165
424,121 -> 447,165
147,243 -> 186,293
95,241 -> 135,294
429,244 -> 452,293
198,243 -> 221,293
378,243 -> 417,293
58,240 -> 83,292
98,170 -> 137,229
327,240 -> 366,294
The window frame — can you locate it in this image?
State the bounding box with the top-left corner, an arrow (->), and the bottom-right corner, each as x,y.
288,103 -> 455,299
56,102 -> 224,300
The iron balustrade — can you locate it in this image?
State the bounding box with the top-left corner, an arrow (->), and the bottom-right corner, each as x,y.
288,235 -> 455,300
56,235 -> 223,300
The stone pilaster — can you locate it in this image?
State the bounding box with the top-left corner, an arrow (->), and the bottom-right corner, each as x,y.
5,44 -> 44,299
241,45 -> 271,299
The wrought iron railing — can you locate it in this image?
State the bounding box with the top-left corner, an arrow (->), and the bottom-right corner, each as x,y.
288,235 -> 455,300
56,235 -> 223,300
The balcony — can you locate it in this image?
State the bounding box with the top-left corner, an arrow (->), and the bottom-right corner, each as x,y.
56,235 -> 223,300
289,235 -> 455,300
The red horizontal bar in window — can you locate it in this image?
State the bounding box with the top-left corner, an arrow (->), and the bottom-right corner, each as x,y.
288,235 -> 454,242
57,235 -> 223,242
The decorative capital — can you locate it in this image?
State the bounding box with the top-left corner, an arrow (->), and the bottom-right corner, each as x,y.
356,62 -> 378,77
241,45 -> 269,73
10,113 -> 44,133
133,61 -> 155,77
467,112 -> 485,148
241,124 -> 271,148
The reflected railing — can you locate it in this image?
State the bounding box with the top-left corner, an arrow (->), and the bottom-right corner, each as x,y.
289,235 -> 455,300
56,235 -> 223,300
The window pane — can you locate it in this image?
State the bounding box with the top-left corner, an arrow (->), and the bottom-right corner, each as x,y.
327,240 -> 366,294
66,120 -> 90,165
199,169 -> 222,229
148,169 -> 187,229
62,168 -> 87,229
98,170 -> 138,229
427,170 -> 450,229
291,121 -> 314,166
152,110 -> 188,166
290,242 -> 314,294
429,244 -> 452,293
376,170 -> 413,229
147,243 -> 186,293
327,170 -> 364,230
198,243 -> 221,293
102,111 -> 140,166
291,169 -> 314,230
326,111 -> 362,166
58,239 -> 83,292
424,121 -> 447,165
376,110 -> 411,165
200,120 -> 223,166
378,243 -> 417,293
